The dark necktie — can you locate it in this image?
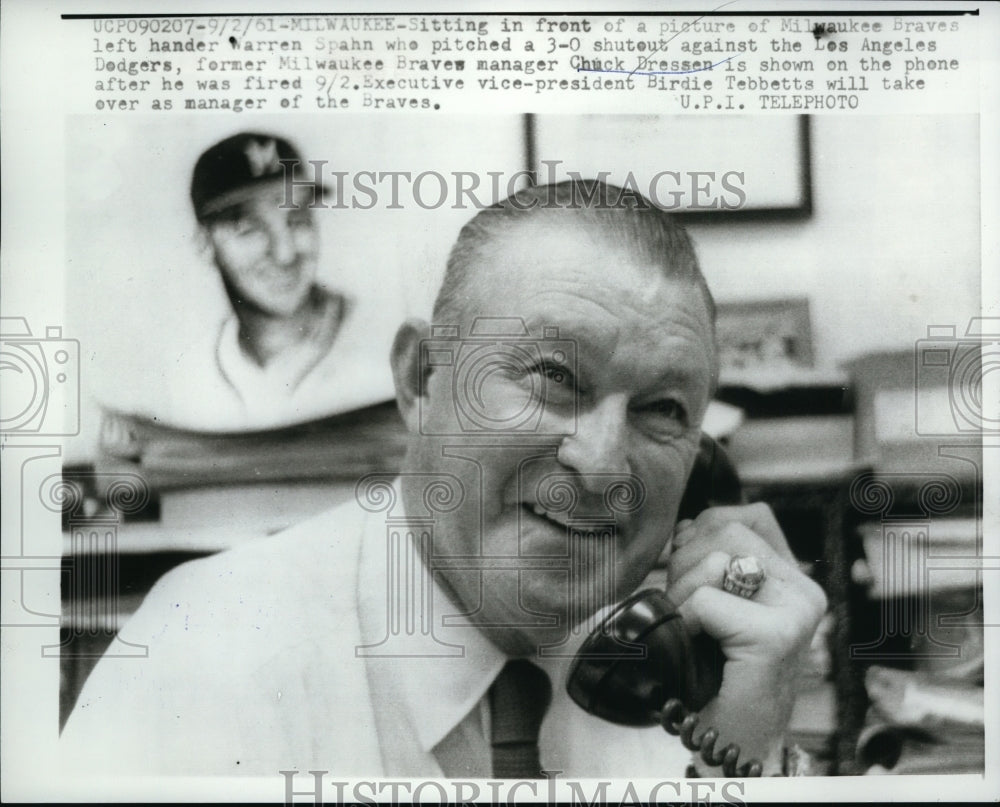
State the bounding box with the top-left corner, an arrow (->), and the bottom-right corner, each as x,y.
488,659 -> 552,779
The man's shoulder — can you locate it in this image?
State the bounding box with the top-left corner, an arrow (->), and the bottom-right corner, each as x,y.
178,496 -> 366,581
121,498 -> 369,657
61,498 -> 384,774
161,495 -> 366,596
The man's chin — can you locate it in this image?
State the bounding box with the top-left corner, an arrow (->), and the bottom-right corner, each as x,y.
509,583 -> 620,636
261,290 -> 312,319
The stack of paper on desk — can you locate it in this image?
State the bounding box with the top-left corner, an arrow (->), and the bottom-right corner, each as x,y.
96,399 -> 408,491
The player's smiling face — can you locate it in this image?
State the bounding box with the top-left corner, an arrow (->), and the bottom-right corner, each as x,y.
206,183 -> 318,318
403,220 -> 715,655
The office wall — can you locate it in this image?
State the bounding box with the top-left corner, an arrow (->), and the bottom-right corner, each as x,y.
64,114 -> 525,460
64,114 -> 980,460
688,115 -> 980,369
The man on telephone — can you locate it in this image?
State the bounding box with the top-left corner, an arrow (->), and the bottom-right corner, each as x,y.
61,180 -> 826,779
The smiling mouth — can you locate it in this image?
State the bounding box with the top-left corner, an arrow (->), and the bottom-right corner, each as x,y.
263,264 -> 302,283
521,502 -> 573,529
519,502 -> 631,545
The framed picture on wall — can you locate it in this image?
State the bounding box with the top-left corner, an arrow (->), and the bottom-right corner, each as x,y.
529,114 -> 811,217
715,296 -> 814,373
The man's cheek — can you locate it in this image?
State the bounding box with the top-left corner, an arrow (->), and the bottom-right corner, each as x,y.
629,486 -> 681,561
642,479 -> 684,521
294,232 -> 318,256
424,375 -> 460,430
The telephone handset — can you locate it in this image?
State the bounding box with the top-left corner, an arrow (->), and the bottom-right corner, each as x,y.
566,435 -> 765,777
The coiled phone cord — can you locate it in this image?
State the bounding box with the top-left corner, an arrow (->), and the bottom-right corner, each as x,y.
660,699 -> 764,777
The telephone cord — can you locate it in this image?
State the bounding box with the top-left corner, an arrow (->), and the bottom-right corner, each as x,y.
660,698 -> 764,777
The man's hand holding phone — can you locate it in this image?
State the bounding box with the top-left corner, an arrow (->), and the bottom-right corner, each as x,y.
663,503 -> 828,775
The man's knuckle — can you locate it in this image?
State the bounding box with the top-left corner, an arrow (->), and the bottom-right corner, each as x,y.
721,521 -> 747,542
689,585 -> 713,609
797,575 -> 828,615
694,507 -> 722,529
812,581 -> 829,613
707,549 -> 730,569
794,600 -> 826,639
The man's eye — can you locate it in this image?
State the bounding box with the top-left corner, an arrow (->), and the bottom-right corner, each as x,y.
540,361 -> 572,386
506,360 -> 576,395
234,222 -> 262,236
526,361 -> 575,394
638,399 -> 688,425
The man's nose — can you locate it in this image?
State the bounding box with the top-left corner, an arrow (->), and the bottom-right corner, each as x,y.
556,395 -> 630,489
267,223 -> 296,265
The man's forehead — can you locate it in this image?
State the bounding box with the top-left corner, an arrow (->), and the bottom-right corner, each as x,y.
486,215 -> 603,263
470,220 -> 701,315
214,181 -> 317,220
454,219 -> 713,370
477,217 -> 671,292
522,290 -> 712,367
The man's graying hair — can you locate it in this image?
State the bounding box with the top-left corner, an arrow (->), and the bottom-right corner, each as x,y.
432,180 -> 717,331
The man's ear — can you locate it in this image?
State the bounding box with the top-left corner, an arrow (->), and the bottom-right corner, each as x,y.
391,318 -> 430,433
194,225 -> 214,259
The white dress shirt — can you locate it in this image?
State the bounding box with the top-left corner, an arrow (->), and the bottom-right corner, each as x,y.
60,488 -> 691,777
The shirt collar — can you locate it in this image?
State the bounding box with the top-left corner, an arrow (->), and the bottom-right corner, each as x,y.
357,481 -> 507,753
